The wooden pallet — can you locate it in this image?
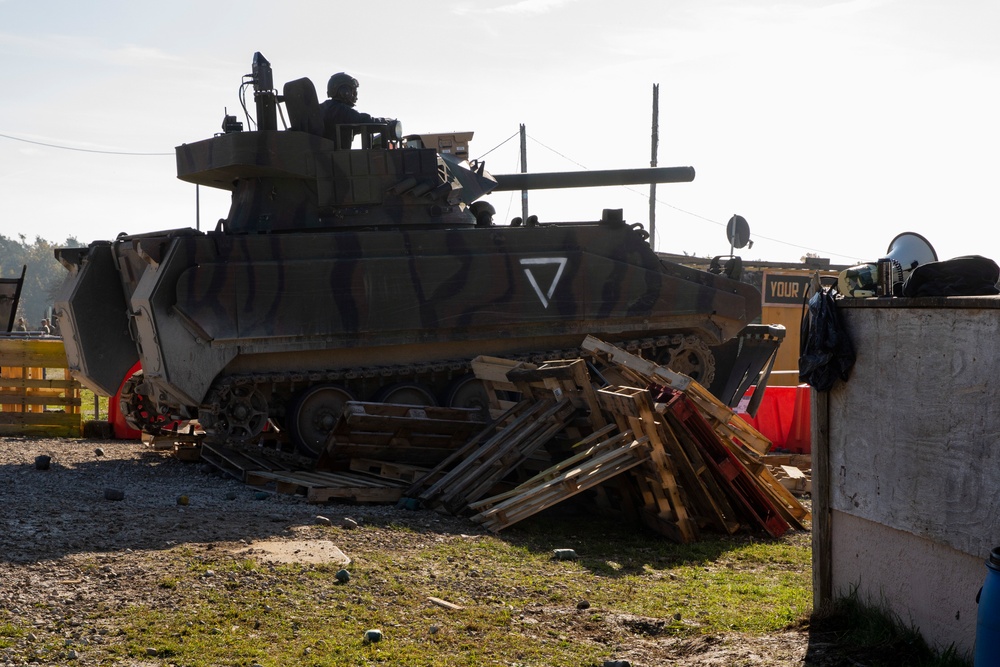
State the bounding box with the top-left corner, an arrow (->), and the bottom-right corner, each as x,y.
349,458 -> 434,484
469,427 -> 649,531
200,442 -> 291,482
467,423 -> 620,510
410,398 -> 578,513
319,402 -> 486,467
403,399 -> 535,498
582,335 -> 772,456
657,389 -> 791,538
245,468 -> 407,503
505,359 -> 608,430
0,338 -> 82,437
599,386 -> 740,536
596,386 -> 699,543
470,356 -> 536,416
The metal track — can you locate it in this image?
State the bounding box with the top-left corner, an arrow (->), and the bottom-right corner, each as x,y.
135,333 -> 715,447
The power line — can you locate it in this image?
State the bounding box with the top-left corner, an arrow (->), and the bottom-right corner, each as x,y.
0,132 -> 172,156
473,130 -> 520,161
2,125 -> 860,261
520,130 -> 859,262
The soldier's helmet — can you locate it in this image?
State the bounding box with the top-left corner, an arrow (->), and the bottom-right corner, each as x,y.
327,73 -> 359,101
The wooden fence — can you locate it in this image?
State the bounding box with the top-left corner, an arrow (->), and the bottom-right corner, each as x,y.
0,336 -> 82,437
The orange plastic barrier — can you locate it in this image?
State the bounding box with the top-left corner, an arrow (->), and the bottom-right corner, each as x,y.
737,384 -> 811,454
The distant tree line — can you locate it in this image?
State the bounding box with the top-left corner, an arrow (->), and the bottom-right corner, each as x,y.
0,234 -> 83,331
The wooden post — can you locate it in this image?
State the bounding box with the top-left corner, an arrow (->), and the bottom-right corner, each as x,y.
519,123 -> 528,223
812,387 -> 832,605
649,83 -> 659,251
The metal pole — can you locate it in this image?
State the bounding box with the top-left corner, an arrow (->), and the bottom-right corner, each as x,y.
649,83 -> 659,250
196,184 -> 201,231
519,124 -> 528,223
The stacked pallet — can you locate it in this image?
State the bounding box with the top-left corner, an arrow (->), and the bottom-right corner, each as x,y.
194,336 -> 810,543
404,336 -> 810,543
200,402 -> 488,503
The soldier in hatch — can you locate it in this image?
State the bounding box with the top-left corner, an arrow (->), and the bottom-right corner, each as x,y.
320,73 -> 391,148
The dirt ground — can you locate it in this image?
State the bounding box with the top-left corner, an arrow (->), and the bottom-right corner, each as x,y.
0,436 -> 851,667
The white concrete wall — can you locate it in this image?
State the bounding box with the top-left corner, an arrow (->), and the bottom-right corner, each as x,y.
815,299 -> 1000,657
831,511 -> 982,652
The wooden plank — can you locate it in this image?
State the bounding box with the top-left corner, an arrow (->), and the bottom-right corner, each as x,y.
442,402 -> 577,511
725,443 -> 811,528
0,378 -> 79,390
763,453 -> 812,470
288,469 -> 407,489
658,415 -> 742,534
307,485 -> 402,504
0,423 -> 80,437
584,335 -> 771,456
428,596 -> 464,611
582,335 -> 691,391
0,339 -> 81,436
0,341 -> 71,367
467,424 -> 622,510
200,453 -> 246,481
201,442 -> 289,481
0,393 -> 81,406
0,411 -> 81,426
412,400 -> 547,502
343,402 -> 485,422
245,469 -> 404,503
471,356 -> 534,385
662,393 -> 790,538
400,399 -> 527,497
472,437 -> 651,531
478,455 -> 647,531
597,386 -> 698,543
535,359 -> 607,429
603,385 -> 738,533
349,458 -> 433,483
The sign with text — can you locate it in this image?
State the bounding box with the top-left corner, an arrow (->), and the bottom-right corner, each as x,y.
762,272 -> 811,306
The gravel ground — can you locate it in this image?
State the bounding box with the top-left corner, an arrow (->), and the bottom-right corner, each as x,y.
0,436 -> 837,666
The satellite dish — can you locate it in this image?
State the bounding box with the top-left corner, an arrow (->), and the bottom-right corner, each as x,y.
726,215 -> 751,249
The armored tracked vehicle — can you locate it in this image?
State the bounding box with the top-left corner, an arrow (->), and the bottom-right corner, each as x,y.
55,53 -> 770,455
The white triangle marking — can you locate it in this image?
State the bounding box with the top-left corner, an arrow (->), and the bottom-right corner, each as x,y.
520,257 -> 568,309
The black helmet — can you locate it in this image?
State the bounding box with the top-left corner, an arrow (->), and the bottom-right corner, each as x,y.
327,72 -> 358,99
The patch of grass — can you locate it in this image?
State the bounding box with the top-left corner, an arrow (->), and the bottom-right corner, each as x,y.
72,513 -> 814,666
809,586 -> 971,666
0,621 -> 26,649
78,387 -> 109,421
33,507 -> 966,666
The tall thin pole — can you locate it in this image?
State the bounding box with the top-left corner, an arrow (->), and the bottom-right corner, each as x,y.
649,83 -> 659,250
196,184 -> 201,231
519,124 -> 529,223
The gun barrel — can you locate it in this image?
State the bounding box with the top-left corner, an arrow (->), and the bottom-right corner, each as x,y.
491,166 -> 695,192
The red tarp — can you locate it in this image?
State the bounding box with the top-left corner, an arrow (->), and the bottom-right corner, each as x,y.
737,385 -> 811,454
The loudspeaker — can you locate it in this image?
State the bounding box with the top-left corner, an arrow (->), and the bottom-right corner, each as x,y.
884,232 -> 938,282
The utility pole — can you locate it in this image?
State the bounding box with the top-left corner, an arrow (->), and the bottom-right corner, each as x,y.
649,83 -> 659,250
520,124 -> 529,223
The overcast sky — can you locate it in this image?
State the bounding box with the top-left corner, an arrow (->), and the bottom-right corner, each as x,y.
2,0 -> 998,266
